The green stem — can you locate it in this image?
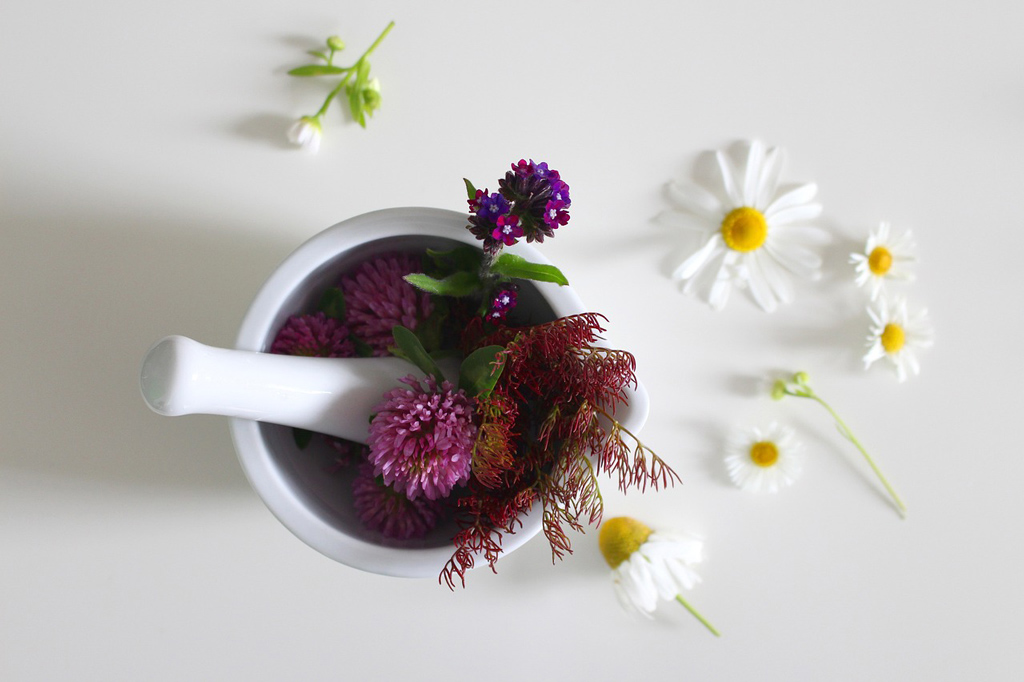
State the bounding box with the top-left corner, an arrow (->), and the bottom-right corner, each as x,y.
799,390 -> 907,518
313,21 -> 395,119
675,594 -> 721,637
315,74 -> 352,118
362,20 -> 396,59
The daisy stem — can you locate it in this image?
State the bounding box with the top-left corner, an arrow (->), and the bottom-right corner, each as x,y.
802,391 -> 907,518
675,594 -> 721,637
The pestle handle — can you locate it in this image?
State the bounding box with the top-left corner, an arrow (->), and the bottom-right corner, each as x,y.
139,336 -> 450,443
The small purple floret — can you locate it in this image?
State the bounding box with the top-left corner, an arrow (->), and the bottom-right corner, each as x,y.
477,192 -> 511,221
543,199 -> 570,229
491,214 -> 523,246
488,288 -> 518,321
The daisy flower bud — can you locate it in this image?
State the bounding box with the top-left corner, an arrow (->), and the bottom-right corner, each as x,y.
286,116 -> 322,154
771,379 -> 788,400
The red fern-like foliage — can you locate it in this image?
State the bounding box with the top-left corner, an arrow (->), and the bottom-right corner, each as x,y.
440,313 -> 679,588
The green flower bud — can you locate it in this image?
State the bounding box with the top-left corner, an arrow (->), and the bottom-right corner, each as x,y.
771,380 -> 787,401
362,77 -> 382,113
326,36 -> 346,51
793,371 -> 809,385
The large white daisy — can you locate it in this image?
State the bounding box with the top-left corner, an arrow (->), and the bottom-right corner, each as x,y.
724,421 -> 803,493
598,517 -> 719,635
666,140 -> 828,312
864,294 -> 934,382
850,221 -> 917,300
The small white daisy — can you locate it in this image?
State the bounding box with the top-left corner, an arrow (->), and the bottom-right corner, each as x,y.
849,221 -> 917,300
598,517 -> 719,635
665,139 -> 829,312
864,294 -> 934,382
724,421 -> 803,493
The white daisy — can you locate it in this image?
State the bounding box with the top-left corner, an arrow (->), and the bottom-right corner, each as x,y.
864,294 -> 934,382
598,517 -> 719,635
665,139 -> 829,312
850,221 -> 917,300
724,421 -> 802,493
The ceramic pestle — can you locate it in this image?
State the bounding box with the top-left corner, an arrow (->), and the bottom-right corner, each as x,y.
139,335 -> 458,443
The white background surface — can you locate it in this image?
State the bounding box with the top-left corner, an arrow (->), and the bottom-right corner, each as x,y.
2,1 -> 1022,679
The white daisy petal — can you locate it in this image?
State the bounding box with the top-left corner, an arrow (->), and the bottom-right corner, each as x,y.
672,234 -> 722,280
625,556 -> 660,614
665,560 -> 701,592
766,202 -> 823,226
764,242 -> 822,279
755,251 -> 795,304
612,578 -> 640,616
863,341 -> 886,367
715,150 -> 743,206
771,224 -> 832,245
764,182 -> 819,217
708,252 -> 737,311
668,180 -> 723,220
615,567 -> 650,616
644,552 -> 683,600
754,146 -> 783,209
743,140 -> 766,207
745,252 -> 778,313
682,247 -> 727,297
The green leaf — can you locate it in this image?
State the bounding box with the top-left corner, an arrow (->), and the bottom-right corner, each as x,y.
346,83 -> 366,127
292,428 -> 313,449
354,58 -> 371,90
404,271 -> 481,297
426,244 -> 484,274
464,178 -> 478,201
307,50 -> 329,61
415,297 -> 448,353
458,345 -> 506,397
351,336 -> 374,358
490,253 -> 569,286
318,287 -> 347,320
392,325 -> 443,379
288,64 -> 347,77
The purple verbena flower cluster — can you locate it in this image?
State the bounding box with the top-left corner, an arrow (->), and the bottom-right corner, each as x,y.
467,159 -> 571,253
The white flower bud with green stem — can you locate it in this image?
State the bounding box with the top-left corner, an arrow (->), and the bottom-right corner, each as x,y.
286,21 -> 394,148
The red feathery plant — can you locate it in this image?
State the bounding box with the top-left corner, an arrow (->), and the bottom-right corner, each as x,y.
441,313 -> 679,588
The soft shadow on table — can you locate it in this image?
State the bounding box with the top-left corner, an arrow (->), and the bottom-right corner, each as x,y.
234,113 -> 300,150
0,203 -> 294,492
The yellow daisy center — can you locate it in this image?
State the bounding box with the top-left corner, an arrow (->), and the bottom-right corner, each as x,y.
721,207 -> 768,252
598,517 -> 652,569
868,246 -> 893,276
881,323 -> 905,354
749,441 -> 779,468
